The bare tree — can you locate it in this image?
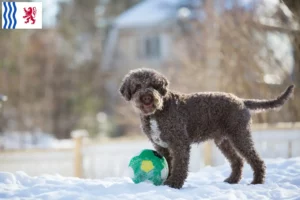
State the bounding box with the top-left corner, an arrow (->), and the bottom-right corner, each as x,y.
281,0 -> 300,120
168,0 -> 296,123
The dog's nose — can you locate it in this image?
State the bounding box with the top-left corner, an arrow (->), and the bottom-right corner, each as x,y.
141,94 -> 153,105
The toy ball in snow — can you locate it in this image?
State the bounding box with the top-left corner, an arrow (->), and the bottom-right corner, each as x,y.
128,149 -> 169,186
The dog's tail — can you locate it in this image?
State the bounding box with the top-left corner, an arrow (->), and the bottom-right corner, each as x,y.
243,85 -> 294,112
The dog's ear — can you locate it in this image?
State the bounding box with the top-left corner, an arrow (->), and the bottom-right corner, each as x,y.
157,75 -> 169,96
119,77 -> 132,101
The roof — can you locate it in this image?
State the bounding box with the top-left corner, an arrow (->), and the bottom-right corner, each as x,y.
114,0 -> 183,28
114,0 -> 262,29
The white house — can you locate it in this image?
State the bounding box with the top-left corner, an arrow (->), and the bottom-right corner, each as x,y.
101,0 -> 295,118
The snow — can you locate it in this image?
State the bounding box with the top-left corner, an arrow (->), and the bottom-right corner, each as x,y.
0,131 -> 73,150
0,95 -> 7,102
71,129 -> 89,138
114,0 -> 278,29
115,0 -> 182,28
256,0 -> 298,30
1,157 -> 300,200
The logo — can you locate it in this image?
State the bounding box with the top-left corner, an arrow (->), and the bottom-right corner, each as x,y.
23,7 -> 36,24
2,2 -> 42,29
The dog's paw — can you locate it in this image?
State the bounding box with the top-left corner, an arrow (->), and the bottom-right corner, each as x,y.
164,179 -> 183,189
224,177 -> 240,184
250,179 -> 265,184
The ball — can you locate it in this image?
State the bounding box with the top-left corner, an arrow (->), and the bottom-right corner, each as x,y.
128,149 -> 169,186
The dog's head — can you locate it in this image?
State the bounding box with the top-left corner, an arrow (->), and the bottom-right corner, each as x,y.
119,68 -> 169,115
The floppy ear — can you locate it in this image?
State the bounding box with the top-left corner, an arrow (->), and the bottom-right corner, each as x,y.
119,77 -> 132,101
157,75 -> 169,96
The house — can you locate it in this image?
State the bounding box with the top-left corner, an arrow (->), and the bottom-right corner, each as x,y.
101,0 -> 296,133
102,0 -> 214,108
102,0 -> 294,82
102,0 -> 194,71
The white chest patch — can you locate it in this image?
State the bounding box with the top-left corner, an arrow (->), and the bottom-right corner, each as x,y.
150,119 -> 168,148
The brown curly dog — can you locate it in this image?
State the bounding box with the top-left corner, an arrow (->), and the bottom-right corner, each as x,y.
119,68 -> 294,189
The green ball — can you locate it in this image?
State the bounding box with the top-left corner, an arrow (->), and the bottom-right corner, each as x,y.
128,149 -> 169,186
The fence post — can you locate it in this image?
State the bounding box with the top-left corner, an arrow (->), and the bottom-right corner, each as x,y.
288,141 -> 292,158
71,129 -> 88,178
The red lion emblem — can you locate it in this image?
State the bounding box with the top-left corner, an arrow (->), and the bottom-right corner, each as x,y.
23,7 -> 37,24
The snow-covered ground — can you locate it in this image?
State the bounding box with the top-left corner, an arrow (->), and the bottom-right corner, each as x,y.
0,131 -> 73,150
0,157 -> 299,200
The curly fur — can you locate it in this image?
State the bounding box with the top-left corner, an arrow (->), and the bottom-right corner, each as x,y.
119,68 -> 295,189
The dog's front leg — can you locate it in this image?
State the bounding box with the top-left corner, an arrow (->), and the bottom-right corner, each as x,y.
153,144 -> 172,178
164,142 -> 190,189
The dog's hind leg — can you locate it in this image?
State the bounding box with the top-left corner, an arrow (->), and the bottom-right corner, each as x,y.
228,130 -> 266,184
215,139 -> 244,184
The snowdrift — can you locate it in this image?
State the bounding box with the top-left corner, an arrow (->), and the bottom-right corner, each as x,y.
0,157 -> 299,200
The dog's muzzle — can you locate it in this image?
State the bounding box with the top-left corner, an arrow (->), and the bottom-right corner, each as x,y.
137,92 -> 157,114
140,94 -> 154,106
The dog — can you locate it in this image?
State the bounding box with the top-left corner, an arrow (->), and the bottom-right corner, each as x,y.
119,68 -> 294,189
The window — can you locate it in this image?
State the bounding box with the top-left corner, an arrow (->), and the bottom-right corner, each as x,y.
138,35 -> 162,60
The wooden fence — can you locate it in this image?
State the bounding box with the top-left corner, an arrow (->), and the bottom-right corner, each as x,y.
0,122 -> 299,179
